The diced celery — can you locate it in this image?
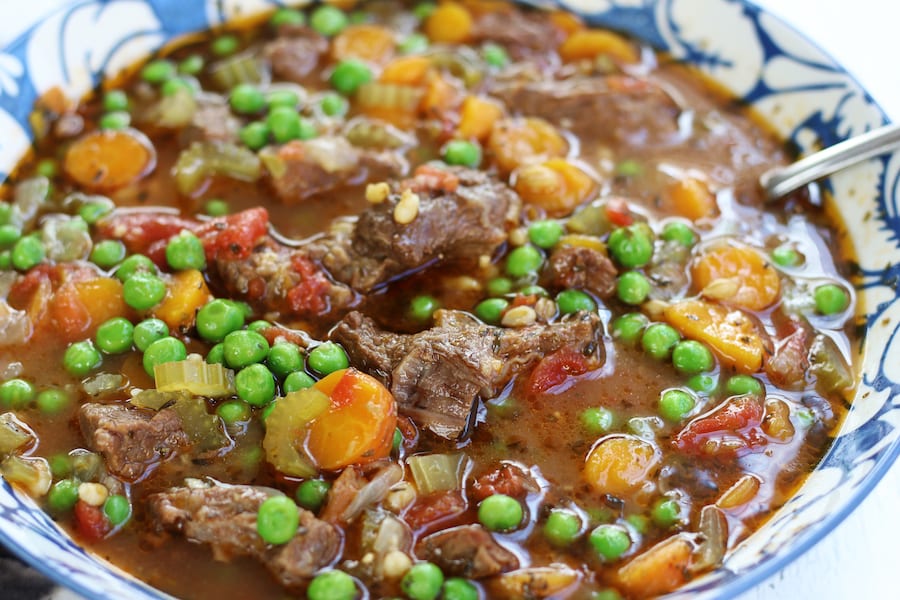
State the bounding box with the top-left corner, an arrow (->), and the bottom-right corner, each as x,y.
407,452 -> 469,495
155,356 -> 235,397
262,388 -> 330,478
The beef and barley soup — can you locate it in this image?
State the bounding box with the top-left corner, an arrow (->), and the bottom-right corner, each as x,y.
0,1 -> 858,598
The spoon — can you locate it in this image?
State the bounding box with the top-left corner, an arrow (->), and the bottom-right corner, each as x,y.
760,122 -> 900,200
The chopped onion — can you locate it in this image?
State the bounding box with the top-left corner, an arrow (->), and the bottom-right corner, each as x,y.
12,177 -> 50,229
0,413 -> 34,455
0,455 -> 51,496
210,52 -> 266,90
262,388 -> 330,478
173,141 -> 262,196
495,567 -> 581,598
155,356 -> 235,397
82,372 -> 127,396
407,452 -> 469,495
0,301 -> 31,348
716,474 -> 761,509
341,463 -> 403,522
691,505 -> 728,572
148,87 -> 197,128
344,117 -> 416,149
808,334 -> 853,395
41,215 -> 92,262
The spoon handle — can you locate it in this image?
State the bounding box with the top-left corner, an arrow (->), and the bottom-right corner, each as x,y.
761,122 -> 900,200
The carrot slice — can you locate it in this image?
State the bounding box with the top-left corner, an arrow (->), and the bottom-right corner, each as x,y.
63,129 -> 156,191
691,243 -> 781,311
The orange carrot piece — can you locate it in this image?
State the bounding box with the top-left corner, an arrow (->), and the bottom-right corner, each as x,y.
63,129 -> 156,192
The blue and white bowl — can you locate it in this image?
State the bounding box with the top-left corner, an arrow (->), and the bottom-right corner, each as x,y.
0,1 -> 898,598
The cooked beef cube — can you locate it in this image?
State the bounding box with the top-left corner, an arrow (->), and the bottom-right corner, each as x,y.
472,10 -> 565,58
546,245 -> 618,299
418,524 -> 519,578
309,166 -> 521,293
181,95 -> 240,145
268,137 -> 407,203
149,482 -> 341,586
79,404 -> 190,483
263,26 -> 328,83
766,327 -> 810,390
319,466 -> 366,524
492,75 -> 681,146
331,309 -> 603,439
470,463 -> 539,502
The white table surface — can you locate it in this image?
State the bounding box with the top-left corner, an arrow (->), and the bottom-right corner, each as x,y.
3,2 -> 900,600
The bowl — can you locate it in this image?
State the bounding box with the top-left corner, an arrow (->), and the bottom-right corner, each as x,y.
0,1 -> 898,598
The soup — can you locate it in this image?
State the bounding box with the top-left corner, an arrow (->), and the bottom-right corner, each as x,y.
0,1 -> 857,598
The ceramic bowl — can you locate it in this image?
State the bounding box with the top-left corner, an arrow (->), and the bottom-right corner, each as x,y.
0,1 -> 898,598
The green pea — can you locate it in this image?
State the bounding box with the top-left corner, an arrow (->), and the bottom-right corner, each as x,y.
580,407 -> 614,435
402,562 -> 444,600
478,494 -> 523,532
442,140 -> 481,168
519,285 -> 548,297
474,298 -> 508,324
482,43 -> 509,68
544,509 -> 582,546
63,341 -> 102,377
267,343 -> 304,379
413,2 -> 437,20
661,221 -> 696,247
36,389 -> 70,414
641,323 -> 680,360
95,317 -> 134,354
671,340 -> 714,375
308,570 -> 357,600
267,106 -> 302,143
658,389 -> 695,422
236,363 -> 276,407
216,399 -> 251,425
160,77 -> 195,97
270,7 -> 305,27
595,589 -> 624,600
248,319 -> 271,333
283,371 -> 316,392
196,299 -> 245,343
310,5 -> 348,36
611,312 -> 649,344
814,283 -> 849,315
307,341 -> 349,375
330,59 -> 373,95
256,495 -> 299,545
0,224 -> 21,247
178,54 -> 204,76
165,231 -> 205,271
442,578 -> 478,600
89,239 -> 126,269
0,250 -> 10,270
114,254 -> 156,282
36,159 -> 58,178
392,428 -> 403,453
320,92 -> 349,117
772,244 -> 802,267
0,202 -> 11,225
103,494 -> 131,526
223,329 -> 269,369
616,271 -> 650,305
607,224 -> 653,268
528,220 -> 563,249
266,90 -> 299,109
143,337 -> 187,377
410,295 -> 440,322
651,497 -> 681,528
48,454 -> 72,478
204,199 -> 230,217
140,59 -> 176,84
133,318 -> 169,352
230,83 -> 266,114
725,374 -> 762,396
47,479 -> 79,513
615,159 -> 643,177
102,90 -> 129,112
211,34 -> 239,57
398,33 -> 429,54
296,118 -> 318,140
11,235 -> 45,271
123,272 -> 167,311
625,514 -> 649,535
78,200 -> 113,224
589,524 -> 631,561
485,277 -> 512,297
0,379 -> 35,408
506,245 -> 543,278
557,289 -> 596,314
687,373 -> 718,394
296,479 -> 331,512
207,343 -> 225,365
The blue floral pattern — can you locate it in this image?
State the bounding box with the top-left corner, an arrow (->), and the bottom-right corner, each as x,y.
0,1 -> 898,599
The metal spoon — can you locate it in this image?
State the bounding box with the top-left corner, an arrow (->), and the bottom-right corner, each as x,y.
760,122 -> 900,200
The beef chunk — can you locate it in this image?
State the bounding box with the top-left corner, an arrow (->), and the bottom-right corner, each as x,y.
309,166 -> 521,293
149,482 -> 340,586
546,245 -> 617,299
470,463 -> 538,502
181,95 -> 240,145
492,75 -> 680,146
319,466 -> 366,524
418,524 -> 519,578
268,137 -> 407,203
472,10 -> 564,58
766,328 -> 810,390
79,404 -> 190,483
331,309 -> 603,439
263,26 -> 328,83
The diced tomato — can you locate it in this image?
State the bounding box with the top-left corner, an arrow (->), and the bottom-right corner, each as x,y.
673,395 -> 766,457
605,197 -> 633,226
402,164 -> 460,195
470,464 -> 535,502
95,212 -> 196,255
404,490 -> 467,532
527,347 -> 591,395
286,254 -> 333,316
48,283 -> 92,342
195,207 -> 269,262
73,500 -> 110,542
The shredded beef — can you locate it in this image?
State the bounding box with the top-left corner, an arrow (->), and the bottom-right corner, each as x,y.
546,245 -> 618,299
79,403 -> 190,483
418,524 -> 520,578
263,26 -> 328,83
331,309 -> 603,439
148,482 -> 340,586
